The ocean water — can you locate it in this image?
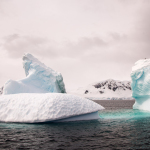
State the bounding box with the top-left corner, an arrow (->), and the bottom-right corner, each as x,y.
1,109 -> 150,149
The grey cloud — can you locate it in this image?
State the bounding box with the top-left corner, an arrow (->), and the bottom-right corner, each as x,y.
64,37 -> 108,58
1,34 -> 59,58
65,34 -> 133,66
100,2 -> 150,64
134,6 -> 150,43
3,26 -> 149,65
1,32 -> 134,65
1,34 -> 110,59
127,2 -> 150,60
72,37 -> 108,49
118,0 -> 138,5
109,33 -> 127,42
65,33 -> 129,60
0,0 -> 10,14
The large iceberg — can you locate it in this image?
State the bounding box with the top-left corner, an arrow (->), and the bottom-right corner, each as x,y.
1,53 -> 104,122
0,93 -> 104,123
131,59 -> 150,111
3,53 -> 66,95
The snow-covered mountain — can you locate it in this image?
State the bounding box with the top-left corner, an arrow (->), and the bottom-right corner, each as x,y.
69,79 -> 133,100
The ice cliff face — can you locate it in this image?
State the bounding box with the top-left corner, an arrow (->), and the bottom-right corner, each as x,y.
3,53 -> 66,95
131,59 -> 150,111
131,59 -> 150,97
69,79 -> 132,99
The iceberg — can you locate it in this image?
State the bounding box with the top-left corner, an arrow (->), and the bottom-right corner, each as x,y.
1,53 -> 105,122
0,93 -> 104,123
131,59 -> 150,111
3,53 -> 66,95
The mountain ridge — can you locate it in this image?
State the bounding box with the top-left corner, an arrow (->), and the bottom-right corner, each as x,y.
69,79 -> 133,100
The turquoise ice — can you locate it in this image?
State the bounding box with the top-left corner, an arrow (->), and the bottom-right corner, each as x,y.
3,53 -> 66,94
131,59 -> 150,111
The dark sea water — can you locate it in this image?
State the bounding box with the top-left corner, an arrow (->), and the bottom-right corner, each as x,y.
1,109 -> 150,150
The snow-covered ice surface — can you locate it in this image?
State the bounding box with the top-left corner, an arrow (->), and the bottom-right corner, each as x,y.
3,53 -> 66,95
131,59 -> 150,111
0,93 -> 104,123
69,79 -> 133,100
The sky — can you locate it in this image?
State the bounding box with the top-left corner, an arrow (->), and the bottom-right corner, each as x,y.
0,0 -> 150,91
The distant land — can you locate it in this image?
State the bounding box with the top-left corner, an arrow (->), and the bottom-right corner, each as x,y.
68,79 -> 134,100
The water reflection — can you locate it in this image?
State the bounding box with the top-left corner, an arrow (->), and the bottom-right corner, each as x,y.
99,109 -> 150,119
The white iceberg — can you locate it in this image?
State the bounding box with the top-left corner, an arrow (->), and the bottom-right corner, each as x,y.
131,59 -> 150,111
1,53 -> 104,122
3,53 -> 66,95
0,93 -> 104,123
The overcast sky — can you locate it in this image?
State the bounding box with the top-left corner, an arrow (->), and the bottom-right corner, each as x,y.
0,0 -> 150,91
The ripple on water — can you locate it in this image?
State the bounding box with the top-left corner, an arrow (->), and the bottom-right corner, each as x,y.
0,109 -> 150,149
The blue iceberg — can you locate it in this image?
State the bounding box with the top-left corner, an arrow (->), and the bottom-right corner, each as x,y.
131,59 -> 150,111
3,53 -> 66,94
